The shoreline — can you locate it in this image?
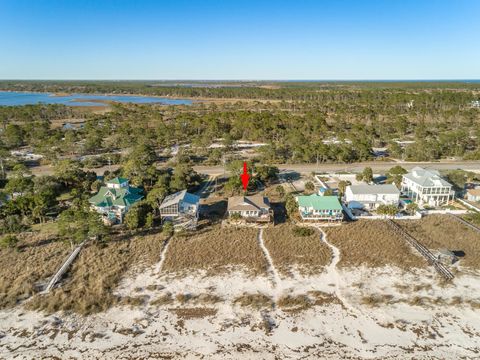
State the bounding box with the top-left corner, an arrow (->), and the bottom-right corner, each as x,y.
0,89 -> 281,105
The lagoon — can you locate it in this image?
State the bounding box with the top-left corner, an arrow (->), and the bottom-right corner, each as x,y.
0,91 -> 192,106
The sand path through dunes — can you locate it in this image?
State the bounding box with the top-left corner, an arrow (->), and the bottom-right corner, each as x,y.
257,228 -> 282,292
154,236 -> 172,274
315,225 -> 359,314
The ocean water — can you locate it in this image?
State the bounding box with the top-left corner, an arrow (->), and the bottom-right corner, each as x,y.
0,91 -> 192,106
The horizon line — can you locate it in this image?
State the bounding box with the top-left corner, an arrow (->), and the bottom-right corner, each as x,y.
1,79 -> 480,82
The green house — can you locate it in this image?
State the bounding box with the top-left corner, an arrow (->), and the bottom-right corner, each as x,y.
296,194 -> 343,221
89,177 -> 143,223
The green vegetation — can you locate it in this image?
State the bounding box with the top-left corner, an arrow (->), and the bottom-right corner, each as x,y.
2,81 -> 480,170
356,167 -> 374,183
386,165 -> 407,187
292,226 -> 314,237
57,203 -> 108,248
285,193 -> 299,219
376,204 -> 399,217
0,234 -> 18,249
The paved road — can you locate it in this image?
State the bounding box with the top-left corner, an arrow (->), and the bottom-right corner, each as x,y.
29,160 -> 480,177
193,160 -> 480,175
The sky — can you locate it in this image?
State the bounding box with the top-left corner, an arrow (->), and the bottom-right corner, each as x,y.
0,0 -> 479,80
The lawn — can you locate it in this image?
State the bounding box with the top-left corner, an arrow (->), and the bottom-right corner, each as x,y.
324,220 -> 426,269
263,224 -> 331,276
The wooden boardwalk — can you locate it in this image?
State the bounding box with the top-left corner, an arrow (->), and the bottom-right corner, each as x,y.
449,214 -> 480,234
386,220 -> 454,281
45,241 -> 85,292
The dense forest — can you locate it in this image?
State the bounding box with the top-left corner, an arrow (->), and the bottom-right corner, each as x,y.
1,80 -> 480,100
1,81 -> 479,169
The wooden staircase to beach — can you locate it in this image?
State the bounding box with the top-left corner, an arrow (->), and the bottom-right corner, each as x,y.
386,219 -> 454,281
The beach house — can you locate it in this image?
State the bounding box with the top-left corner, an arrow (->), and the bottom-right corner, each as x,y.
89,177 -> 144,224
345,184 -> 400,210
159,190 -> 200,227
227,195 -> 273,222
296,194 -> 343,221
401,167 -> 454,207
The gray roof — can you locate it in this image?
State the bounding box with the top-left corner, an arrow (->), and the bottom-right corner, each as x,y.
348,184 -> 400,195
159,190 -> 199,209
403,167 -> 452,187
228,195 -> 270,212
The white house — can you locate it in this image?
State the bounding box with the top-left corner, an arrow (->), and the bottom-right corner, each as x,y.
345,184 -> 400,210
401,167 -> 454,207
227,195 -> 272,222
159,190 -> 200,221
466,188 -> 480,202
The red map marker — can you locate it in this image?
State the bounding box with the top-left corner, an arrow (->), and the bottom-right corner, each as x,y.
240,162 -> 250,190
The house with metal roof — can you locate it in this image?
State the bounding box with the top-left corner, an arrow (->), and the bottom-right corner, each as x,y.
227,195 -> 272,222
345,184 -> 400,210
401,167 -> 454,207
159,190 -> 200,227
88,177 -> 143,224
296,194 -> 343,221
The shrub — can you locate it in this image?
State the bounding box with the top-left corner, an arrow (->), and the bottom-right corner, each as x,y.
230,212 -> 243,221
0,215 -> 24,235
292,226 -> 314,237
304,181 -> 315,193
275,185 -> 286,198
285,194 -> 299,219
162,221 -> 174,236
0,235 -> 19,249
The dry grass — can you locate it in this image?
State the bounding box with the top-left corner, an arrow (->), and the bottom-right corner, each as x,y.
170,307 -> 217,319
263,224 -> 331,276
307,290 -> 340,306
150,293 -> 174,306
118,295 -> 148,308
162,226 -> 267,276
0,232 -> 70,309
324,220 -> 426,269
277,294 -> 312,312
234,293 -> 274,309
395,215 -> 480,269
27,232 -> 168,315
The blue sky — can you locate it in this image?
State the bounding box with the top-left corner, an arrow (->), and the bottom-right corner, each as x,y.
0,0 -> 479,80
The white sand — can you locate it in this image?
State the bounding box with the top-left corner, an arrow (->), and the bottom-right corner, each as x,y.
1,253 -> 479,359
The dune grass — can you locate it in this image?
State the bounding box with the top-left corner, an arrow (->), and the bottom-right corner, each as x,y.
27,231 -> 168,315
324,220 -> 426,269
396,215 -> 480,269
162,226 -> 267,276
0,232 -> 70,309
263,224 -> 331,276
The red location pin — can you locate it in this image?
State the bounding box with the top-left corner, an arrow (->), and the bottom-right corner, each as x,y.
240,162 -> 250,190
